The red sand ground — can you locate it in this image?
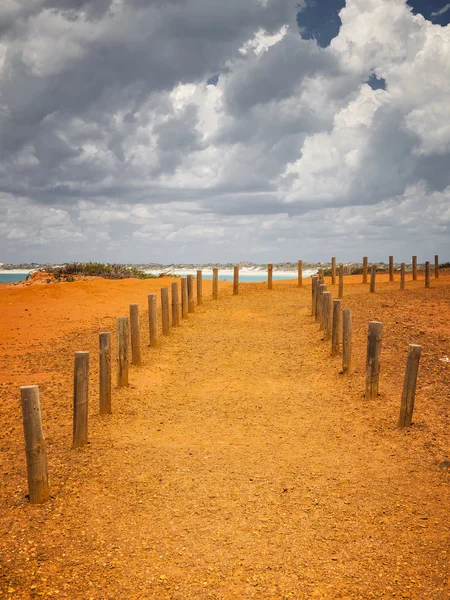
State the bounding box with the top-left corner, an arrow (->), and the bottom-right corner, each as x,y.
0,272 -> 449,599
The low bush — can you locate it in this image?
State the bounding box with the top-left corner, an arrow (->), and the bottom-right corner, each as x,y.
46,263 -> 156,280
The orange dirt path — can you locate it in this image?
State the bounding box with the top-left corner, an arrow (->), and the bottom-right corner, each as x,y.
1,273 -> 450,599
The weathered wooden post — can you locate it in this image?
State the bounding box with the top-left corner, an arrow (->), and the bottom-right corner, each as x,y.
99,332 -> 111,415
116,317 -> 129,388
412,256 -> 417,281
389,256 -> 394,282
332,299 -> 341,356
187,275 -> 195,312
398,344 -> 422,428
365,321 -> 383,400
20,385 -> 50,504
197,270 -> 203,305
233,265 -> 239,295
435,255 -> 439,279
318,284 -> 327,330
315,279 -> 322,322
425,261 -> 430,288
268,263 -> 273,290
322,292 -> 332,341
311,276 -> 318,317
331,257 -> 336,285
148,294 -> 158,347
298,260 -> 303,287
181,278 -> 188,318
400,263 -> 405,290
129,304 -> 142,366
342,309 -> 352,374
370,264 -> 376,293
338,264 -> 344,299
362,257 -> 368,284
318,268 -> 324,281
73,351 -> 89,447
171,282 -> 180,327
212,268 -> 219,300
161,287 -> 170,335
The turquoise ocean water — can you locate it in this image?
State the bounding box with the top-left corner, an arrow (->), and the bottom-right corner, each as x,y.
0,273 -> 28,284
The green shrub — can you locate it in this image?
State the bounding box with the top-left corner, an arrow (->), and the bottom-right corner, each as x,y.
45,263 -> 157,280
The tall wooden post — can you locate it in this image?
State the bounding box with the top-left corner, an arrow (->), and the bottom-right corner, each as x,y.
389,256 -> 394,282
398,344 -> 422,428
161,287 -> 170,335
197,270 -> 203,305
332,299 -> 341,356
400,263 -> 405,290
148,294 -> 158,347
99,332 -> 111,415
181,278 -> 188,318
212,268 -> 219,300
435,255 -> 439,279
370,265 -> 376,293
318,284 -> 327,330
233,265 -> 239,295
129,304 -> 142,366
342,309 -> 352,375
116,317 -> 129,388
363,257 -> 368,284
298,260 -> 303,287
268,264 -> 273,290
338,264 -> 344,299
318,268 -> 324,281
311,276 -> 318,317
322,292 -> 332,341
73,351 -> 89,448
425,261 -> 430,288
412,256 -> 417,281
187,275 -> 195,312
20,386 -> 50,504
331,257 -> 336,285
315,280 -> 322,322
365,321 -> 383,400
171,282 -> 180,327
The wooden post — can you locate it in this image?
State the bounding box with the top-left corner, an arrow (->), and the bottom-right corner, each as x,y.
318,268 -> 324,281
318,284 -> 327,330
400,263 -> 405,290
398,344 -> 422,427
268,263 -> 273,290
233,265 -> 239,295
342,309 -> 352,375
73,351 -> 89,448
171,282 -> 180,327
389,256 -> 394,282
315,280 -> 322,322
370,264 -> 376,293
322,292 -> 332,341
181,278 -> 188,318
298,260 -> 303,287
148,294 -> 158,347
332,299 -> 341,356
365,321 -> 383,400
116,318 -> 129,388
187,275 -> 195,312
129,304 -> 142,366
362,257 -> 368,284
331,257 -> 336,285
212,268 -> 219,300
338,264 -> 344,298
435,255 -> 439,279
161,287 -> 170,335
99,332 -> 111,415
20,386 -> 50,504
412,256 -> 417,281
311,276 -> 318,317
197,270 -> 203,305
425,261 -> 430,288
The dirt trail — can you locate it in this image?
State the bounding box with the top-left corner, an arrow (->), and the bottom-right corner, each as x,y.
1,276 -> 449,599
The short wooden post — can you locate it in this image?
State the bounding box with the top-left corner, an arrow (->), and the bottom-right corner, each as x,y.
318,284 -> 327,330
148,294 -> 158,347
425,261 -> 430,288
99,332 -> 111,415
322,292 -> 332,341
311,276 -> 318,317
369,264 -> 376,293
331,257 -> 336,285
181,278 -> 188,318
362,257 -> 368,284
233,265 -> 239,295
73,351 -> 89,447
412,256 -> 417,281
398,344 -> 422,427
212,268 -> 219,300
161,287 -> 170,335
332,299 -> 341,356
20,386 -> 50,504
171,282 -> 180,327
389,256 -> 394,282
342,309 -> 352,374
365,321 -> 383,400
116,318 -> 129,388
435,255 -> 439,279
338,264 -> 344,298
129,304 -> 142,366
268,263 -> 273,290
298,260 -> 303,287
187,275 -> 195,312
400,263 -> 405,290
197,270 -> 203,305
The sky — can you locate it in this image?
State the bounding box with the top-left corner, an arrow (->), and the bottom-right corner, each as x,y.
0,0 -> 449,264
